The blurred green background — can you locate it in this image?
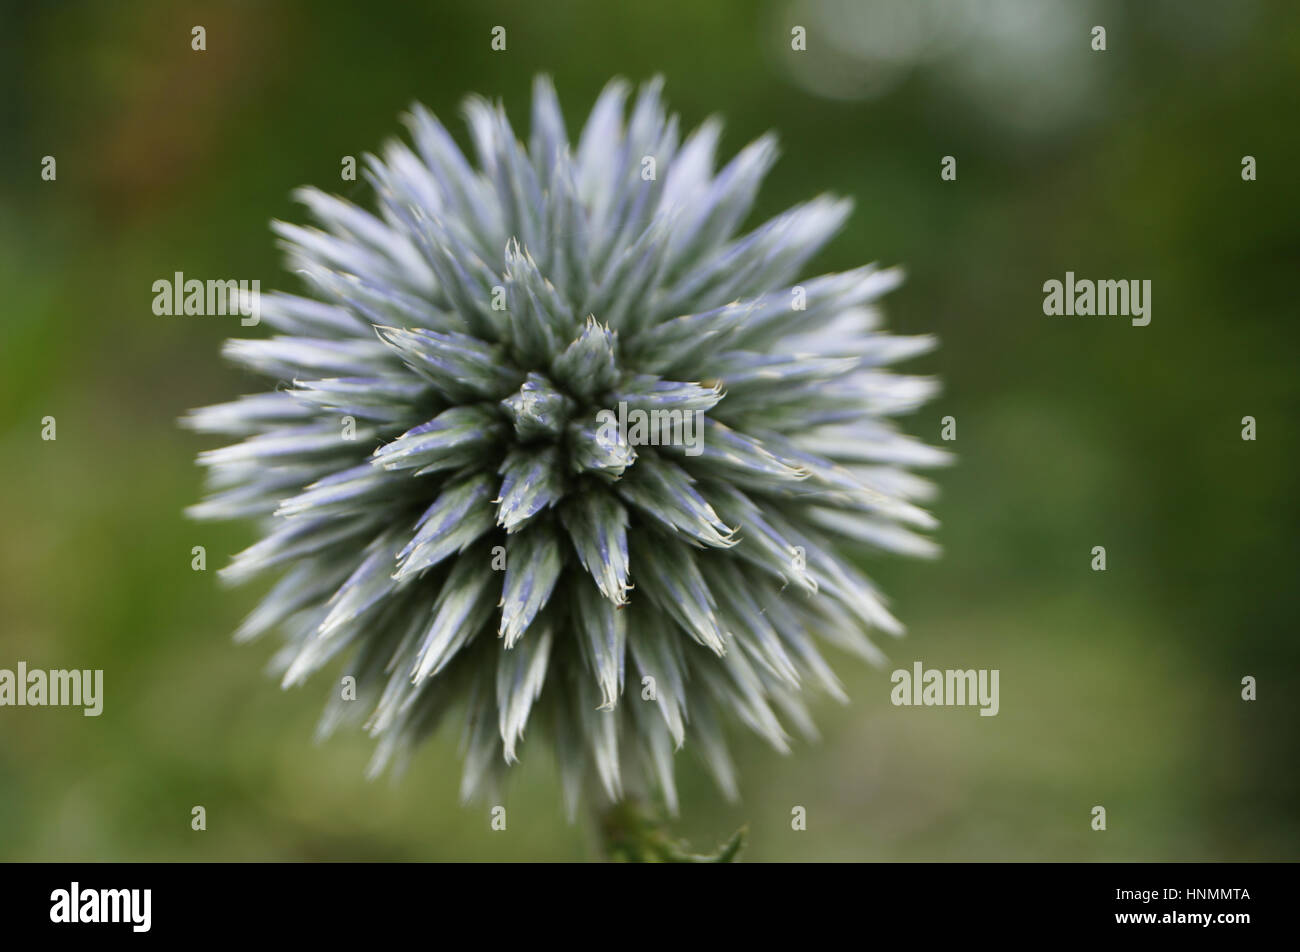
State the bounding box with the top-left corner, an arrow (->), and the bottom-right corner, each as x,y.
2,0 -> 1297,861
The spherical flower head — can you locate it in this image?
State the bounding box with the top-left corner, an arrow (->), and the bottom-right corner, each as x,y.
184,76 -> 949,816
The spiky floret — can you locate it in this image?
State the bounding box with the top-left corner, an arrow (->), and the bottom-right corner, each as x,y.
185,76 -> 948,815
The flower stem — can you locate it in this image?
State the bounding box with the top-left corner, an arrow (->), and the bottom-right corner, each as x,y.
599,798 -> 746,862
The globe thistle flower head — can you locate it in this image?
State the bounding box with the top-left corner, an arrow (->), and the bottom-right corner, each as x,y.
185,76 -> 949,816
